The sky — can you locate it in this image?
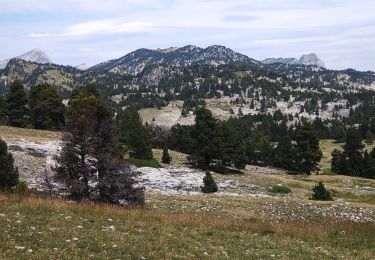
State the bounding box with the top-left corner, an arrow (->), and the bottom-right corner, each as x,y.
0,0 -> 374,71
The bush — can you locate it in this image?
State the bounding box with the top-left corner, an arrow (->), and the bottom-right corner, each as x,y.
201,171 -> 218,193
0,138 -> 20,190
270,185 -> 291,194
311,181 -> 333,201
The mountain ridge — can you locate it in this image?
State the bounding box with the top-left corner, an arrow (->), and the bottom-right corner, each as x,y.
261,53 -> 325,68
0,49 -> 52,69
91,45 -> 260,75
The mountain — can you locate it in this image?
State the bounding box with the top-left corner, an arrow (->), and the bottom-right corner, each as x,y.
0,49 -> 52,69
261,53 -> 325,68
261,57 -> 299,65
76,63 -> 89,70
92,45 -> 260,75
0,59 -> 80,94
299,53 -> 325,67
1,44 -> 375,125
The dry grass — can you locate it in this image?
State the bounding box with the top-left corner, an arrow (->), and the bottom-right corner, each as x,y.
0,125 -> 62,141
0,194 -> 374,259
152,149 -> 189,166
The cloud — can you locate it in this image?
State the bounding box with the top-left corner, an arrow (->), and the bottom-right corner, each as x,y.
29,19 -> 154,38
0,0 -> 170,13
2,0 -> 375,70
79,48 -> 96,52
223,15 -> 258,22
230,0 -> 340,11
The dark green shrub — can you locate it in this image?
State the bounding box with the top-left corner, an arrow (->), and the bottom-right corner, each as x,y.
161,143 -> 171,164
201,171 -> 218,193
311,181 -> 333,201
0,138 -> 19,190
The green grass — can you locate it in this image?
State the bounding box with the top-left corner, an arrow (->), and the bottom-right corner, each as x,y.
0,194 -> 374,259
125,158 -> 162,168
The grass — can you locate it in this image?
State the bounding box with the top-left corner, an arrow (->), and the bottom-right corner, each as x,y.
152,148 -> 188,166
0,194 -> 374,259
124,158 -> 162,168
0,125 -> 62,142
319,139 -> 343,172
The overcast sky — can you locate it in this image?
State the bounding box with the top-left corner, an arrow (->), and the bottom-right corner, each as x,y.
0,0 -> 374,70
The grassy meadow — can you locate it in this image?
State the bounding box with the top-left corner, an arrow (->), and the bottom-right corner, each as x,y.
0,195 -> 374,259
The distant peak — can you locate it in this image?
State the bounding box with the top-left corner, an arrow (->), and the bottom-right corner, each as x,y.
261,53 -> 325,68
76,63 -> 89,70
299,53 -> 325,68
0,48 -> 52,69
31,48 -> 43,52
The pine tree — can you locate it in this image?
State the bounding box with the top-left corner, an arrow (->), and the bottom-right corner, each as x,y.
250,100 -> 255,109
274,137 -> 296,171
58,90 -> 101,198
331,121 -> 346,143
0,138 -> 19,189
362,149 -> 375,179
294,122 -> 322,174
118,107 -> 153,160
219,123 -> 247,169
311,181 -> 332,201
29,84 -> 65,130
365,130 -> 374,144
201,171 -> 218,193
0,96 -> 8,125
341,128 -> 364,176
260,98 -> 267,113
58,85 -> 144,204
6,80 -> 28,127
331,149 -> 343,173
161,143 -> 171,164
192,107 -> 220,169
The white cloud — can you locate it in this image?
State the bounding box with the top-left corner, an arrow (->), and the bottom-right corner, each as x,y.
2,0 -> 375,70
79,48 -> 96,52
29,19 -> 154,38
0,0 -> 165,13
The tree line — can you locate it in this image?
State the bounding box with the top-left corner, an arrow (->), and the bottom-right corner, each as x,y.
0,80 -> 65,130
167,107 -> 322,174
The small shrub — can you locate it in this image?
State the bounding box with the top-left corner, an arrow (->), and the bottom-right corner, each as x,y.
270,185 -> 291,194
311,181 -> 333,201
201,171 -> 218,193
